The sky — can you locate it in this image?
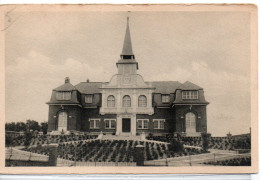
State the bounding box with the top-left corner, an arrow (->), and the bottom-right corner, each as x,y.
5,11 -> 251,136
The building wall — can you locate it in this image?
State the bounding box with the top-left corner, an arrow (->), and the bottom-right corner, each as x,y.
47,105 -> 81,131
81,108 -> 117,133
47,100 -> 207,135
136,108 -> 175,135
174,105 -> 207,133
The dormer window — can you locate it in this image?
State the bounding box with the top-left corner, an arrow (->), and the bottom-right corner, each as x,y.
182,91 -> 199,100
56,91 -> 71,100
85,94 -> 93,103
162,94 -> 170,103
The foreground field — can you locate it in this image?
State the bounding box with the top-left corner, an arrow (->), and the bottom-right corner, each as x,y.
24,139 -> 206,162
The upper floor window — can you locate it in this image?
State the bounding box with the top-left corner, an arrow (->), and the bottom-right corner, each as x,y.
138,95 -> 147,107
137,119 -> 149,129
162,94 -> 170,103
105,119 -> 116,129
107,95 -> 115,107
153,119 -> 165,129
182,91 -> 198,100
122,95 -> 131,107
56,91 -> 71,100
85,94 -> 93,103
89,119 -> 100,129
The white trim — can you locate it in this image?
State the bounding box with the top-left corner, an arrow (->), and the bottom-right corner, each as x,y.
83,106 -> 98,108
48,104 -> 82,107
182,90 -> 199,100
172,104 -> 208,107
153,119 -> 165,129
152,119 -> 166,122
89,118 -> 100,129
137,119 -> 149,129
161,94 -> 170,103
104,119 -> 116,129
85,94 -> 93,103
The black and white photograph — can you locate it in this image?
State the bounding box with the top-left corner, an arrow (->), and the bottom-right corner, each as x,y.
1,4 -> 257,174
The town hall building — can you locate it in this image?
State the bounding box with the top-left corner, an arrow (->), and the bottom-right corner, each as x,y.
47,18 -> 209,137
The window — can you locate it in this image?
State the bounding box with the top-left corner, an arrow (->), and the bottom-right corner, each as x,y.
185,112 -> 196,133
107,95 -> 115,107
162,95 -> 170,103
85,94 -> 93,103
153,119 -> 165,129
89,119 -> 100,129
122,95 -> 131,107
137,119 -> 149,129
182,91 -> 198,100
138,95 -> 147,107
105,119 -> 116,129
56,91 -> 71,100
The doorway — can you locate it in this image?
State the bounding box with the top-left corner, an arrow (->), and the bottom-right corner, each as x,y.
122,118 -> 131,132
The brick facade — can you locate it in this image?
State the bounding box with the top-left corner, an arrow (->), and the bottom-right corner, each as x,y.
47,18 -> 209,136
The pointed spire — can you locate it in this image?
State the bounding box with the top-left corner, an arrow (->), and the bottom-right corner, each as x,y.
121,17 -> 134,59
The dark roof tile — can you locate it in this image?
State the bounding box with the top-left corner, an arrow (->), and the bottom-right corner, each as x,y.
54,82 -> 76,91
75,82 -> 105,94
177,81 -> 203,90
148,81 -> 182,94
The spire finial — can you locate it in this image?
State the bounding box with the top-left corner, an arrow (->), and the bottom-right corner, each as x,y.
121,16 -> 134,59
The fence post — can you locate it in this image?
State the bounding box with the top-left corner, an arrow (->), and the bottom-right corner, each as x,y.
214,153 -> 216,163
135,145 -> 144,166
74,148 -> 77,166
189,154 -> 192,166
48,144 -> 58,166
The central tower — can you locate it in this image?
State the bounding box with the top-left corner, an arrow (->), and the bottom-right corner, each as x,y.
100,17 -> 155,136
117,17 -> 138,76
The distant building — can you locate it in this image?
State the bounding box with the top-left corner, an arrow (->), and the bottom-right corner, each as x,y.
47,18 -> 209,136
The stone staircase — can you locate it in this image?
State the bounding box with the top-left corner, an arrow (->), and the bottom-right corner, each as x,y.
101,134 -> 142,141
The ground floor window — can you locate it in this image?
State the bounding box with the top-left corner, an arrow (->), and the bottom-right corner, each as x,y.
89,119 -> 100,129
105,119 -> 116,129
185,112 -> 196,133
153,119 -> 165,129
137,119 -> 149,129
58,111 -> 68,132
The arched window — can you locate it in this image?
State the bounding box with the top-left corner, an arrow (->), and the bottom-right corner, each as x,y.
185,112 -> 196,133
138,95 -> 147,107
107,95 -> 115,107
58,111 -> 68,132
122,95 -> 131,107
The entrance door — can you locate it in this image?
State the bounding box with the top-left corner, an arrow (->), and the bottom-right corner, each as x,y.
185,112 -> 196,133
122,118 -> 131,132
58,111 -> 68,132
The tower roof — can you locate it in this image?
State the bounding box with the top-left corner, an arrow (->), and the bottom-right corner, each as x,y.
121,17 -> 134,56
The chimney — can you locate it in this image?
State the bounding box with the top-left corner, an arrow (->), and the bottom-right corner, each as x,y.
86,79 -> 90,83
65,77 -> 70,84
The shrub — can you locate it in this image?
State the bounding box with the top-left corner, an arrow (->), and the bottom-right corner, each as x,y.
168,138 -> 184,153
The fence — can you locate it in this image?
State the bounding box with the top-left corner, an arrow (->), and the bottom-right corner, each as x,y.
144,152 -> 251,166
5,147 -> 50,166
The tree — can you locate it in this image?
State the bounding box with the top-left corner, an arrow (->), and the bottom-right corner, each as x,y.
168,138 -> 184,152
24,131 -> 33,147
26,119 -> 40,131
16,122 -> 26,132
40,122 -> 48,134
5,122 -> 16,131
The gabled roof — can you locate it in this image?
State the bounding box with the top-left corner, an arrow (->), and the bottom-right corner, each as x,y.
149,81 -> 182,94
75,82 -> 105,94
54,82 -> 77,91
176,81 -> 203,90
121,17 -> 134,56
